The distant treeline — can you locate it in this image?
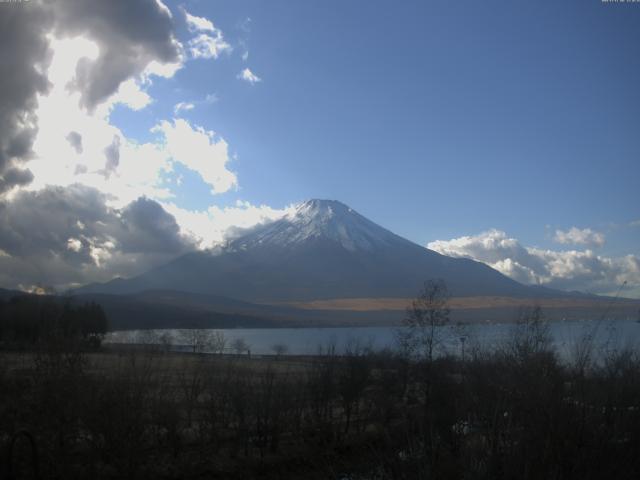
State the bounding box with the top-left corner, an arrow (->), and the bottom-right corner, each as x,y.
0,295 -> 108,346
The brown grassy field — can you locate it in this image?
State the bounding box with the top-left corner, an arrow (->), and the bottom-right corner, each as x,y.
276,295 -> 640,311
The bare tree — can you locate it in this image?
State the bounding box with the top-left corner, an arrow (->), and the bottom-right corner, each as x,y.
508,305 -> 552,361
271,343 -> 288,359
210,331 -> 227,355
231,337 -> 250,356
180,329 -> 212,354
402,279 -> 451,363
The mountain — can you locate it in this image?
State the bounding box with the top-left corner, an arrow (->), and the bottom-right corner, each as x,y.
0,288 -> 23,300
74,199 -> 559,302
73,290 -> 408,329
72,291 -> 297,330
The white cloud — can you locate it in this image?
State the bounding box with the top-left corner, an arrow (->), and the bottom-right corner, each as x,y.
188,33 -> 231,59
154,0 -> 173,19
107,78 -> 153,111
24,35 -> 238,207
0,3 -> 284,291
67,238 -> 82,252
163,200 -> 294,249
26,37 -> 174,208
144,57 -> 184,79
181,8 -> 230,60
153,119 -> 237,195
183,9 -> 215,33
428,230 -> 640,297
629,219 -> 640,228
554,227 -> 605,248
174,95 -> 217,114
174,101 -> 195,114
238,67 -> 261,84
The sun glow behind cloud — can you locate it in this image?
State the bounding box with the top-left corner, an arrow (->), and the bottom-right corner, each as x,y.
0,7 -> 291,291
28,36 -> 170,207
1,0 -> 638,299
27,33 -> 241,210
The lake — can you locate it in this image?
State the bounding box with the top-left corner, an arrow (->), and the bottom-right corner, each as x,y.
105,318 -> 640,360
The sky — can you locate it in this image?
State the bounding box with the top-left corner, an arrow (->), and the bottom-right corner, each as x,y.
0,0 -> 638,297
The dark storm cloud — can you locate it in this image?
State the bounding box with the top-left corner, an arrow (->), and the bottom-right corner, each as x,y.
0,0 -> 190,289
0,0 -> 181,192
0,185 -> 195,289
54,0 -> 182,110
0,3 -> 52,192
0,185 -> 194,258
0,185 -> 110,260
0,168 -> 35,195
119,197 -> 190,254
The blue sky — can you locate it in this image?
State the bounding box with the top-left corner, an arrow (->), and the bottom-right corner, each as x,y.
1,0 -> 638,296
113,0 -> 640,252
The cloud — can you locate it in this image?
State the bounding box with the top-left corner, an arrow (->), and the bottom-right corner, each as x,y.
118,196 -> 191,254
183,9 -> 215,33
182,9 -> 231,60
0,3 -> 52,194
174,94 -> 217,115
107,79 -> 153,111
0,0 -> 182,194
0,1 -> 282,291
66,131 -> 83,154
23,31 -> 236,207
174,101 -> 195,114
630,219 -> 640,228
54,0 -> 183,110
554,227 -> 605,248
102,135 -> 121,178
24,35 -> 236,204
0,182 -> 289,290
238,18 -> 251,63
188,33 -> 231,60
428,230 -> 640,297
238,67 -> 262,84
0,168 -> 35,196
181,7 -> 232,59
153,118 -> 237,194
162,200 -> 294,249
0,185 -> 196,290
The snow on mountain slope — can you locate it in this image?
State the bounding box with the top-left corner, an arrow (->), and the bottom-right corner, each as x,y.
73,199 -> 550,301
227,199 -> 407,253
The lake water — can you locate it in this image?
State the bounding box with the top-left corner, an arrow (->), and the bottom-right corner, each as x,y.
105,318 -> 640,360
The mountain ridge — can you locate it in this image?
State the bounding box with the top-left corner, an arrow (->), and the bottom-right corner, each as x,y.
73,199 -> 584,302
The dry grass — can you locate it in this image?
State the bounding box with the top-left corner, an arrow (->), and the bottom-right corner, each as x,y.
274,295 -> 639,311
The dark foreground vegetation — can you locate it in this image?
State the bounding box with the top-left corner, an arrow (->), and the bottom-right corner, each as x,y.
1,286 -> 639,479
1,335 -> 639,478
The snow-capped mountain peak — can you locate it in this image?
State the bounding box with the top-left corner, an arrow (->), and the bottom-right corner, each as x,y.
74,198 -> 537,301
228,199 -> 402,252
